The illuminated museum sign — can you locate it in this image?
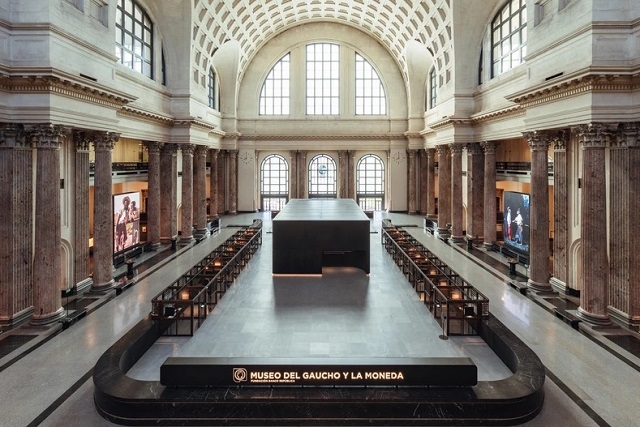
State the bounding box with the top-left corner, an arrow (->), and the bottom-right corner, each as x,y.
161,357 -> 477,387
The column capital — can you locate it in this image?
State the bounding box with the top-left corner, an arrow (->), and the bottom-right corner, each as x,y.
93,131 -> 119,152
614,122 -> 640,148
407,149 -> 417,159
425,147 -> 436,158
73,131 -> 92,152
144,141 -> 162,154
552,130 -> 568,150
465,142 -> 483,155
573,123 -> 616,149
0,123 -> 28,148
448,143 -> 463,155
28,124 -> 69,149
480,140 -> 496,154
436,144 -> 449,156
181,143 -> 195,156
160,142 -> 178,155
523,130 -> 552,151
194,144 -> 208,157
228,149 -> 238,159
210,148 -> 220,158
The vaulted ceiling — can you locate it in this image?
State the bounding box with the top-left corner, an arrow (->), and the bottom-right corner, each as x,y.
192,0 -> 453,84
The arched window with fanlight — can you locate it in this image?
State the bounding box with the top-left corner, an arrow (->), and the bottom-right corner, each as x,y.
115,0 -> 154,79
308,154 -> 337,198
356,154 -> 385,212
491,0 -> 527,77
260,154 -> 289,211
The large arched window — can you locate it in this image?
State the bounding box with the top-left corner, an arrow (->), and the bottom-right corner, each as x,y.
115,0 -> 154,79
308,154 -> 337,198
260,53 -> 290,115
306,43 -> 340,115
356,154 -> 385,211
260,155 -> 289,211
355,53 -> 386,115
491,0 -> 527,77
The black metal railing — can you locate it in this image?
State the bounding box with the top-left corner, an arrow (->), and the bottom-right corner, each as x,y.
382,220 -> 489,337
150,220 -> 262,336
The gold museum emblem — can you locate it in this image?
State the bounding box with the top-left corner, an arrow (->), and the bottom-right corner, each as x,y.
233,368 -> 248,383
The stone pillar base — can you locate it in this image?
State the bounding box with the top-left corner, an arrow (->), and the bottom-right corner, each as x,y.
437,227 -> 450,238
180,236 -> 196,245
483,241 -> 495,250
576,307 -> 612,326
426,214 -> 437,220
549,277 -> 567,293
30,307 -> 65,326
194,228 -> 209,240
527,279 -> 553,292
75,277 -> 93,294
149,242 -> 161,251
0,307 -> 34,329
91,279 -> 115,293
450,235 -> 465,244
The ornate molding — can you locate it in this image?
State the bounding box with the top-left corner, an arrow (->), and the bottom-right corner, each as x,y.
118,106 -> 173,126
0,74 -> 135,108
144,141 -> 162,154
241,133 -> 406,141
0,123 -> 28,148
523,131 -> 552,152
448,143 -> 464,155
465,142 -> 483,155
27,124 -> 69,149
469,104 -> 523,124
614,122 -> 640,148
573,123 -> 616,149
480,141 -> 496,155
429,117 -> 472,131
73,130 -> 91,152
180,143 -> 196,157
93,131 -> 120,151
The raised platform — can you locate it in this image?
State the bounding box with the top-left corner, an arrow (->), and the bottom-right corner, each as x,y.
272,199 -> 370,274
93,314 -> 545,426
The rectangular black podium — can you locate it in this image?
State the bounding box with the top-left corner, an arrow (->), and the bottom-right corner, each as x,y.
272,199 -> 370,274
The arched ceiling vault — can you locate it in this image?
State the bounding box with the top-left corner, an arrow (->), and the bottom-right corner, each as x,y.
192,0 -> 453,86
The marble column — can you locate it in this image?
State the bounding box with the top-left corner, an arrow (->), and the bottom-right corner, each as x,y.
160,143 -> 178,243
348,150 -> 356,200
449,144 -> 464,243
73,132 -> 92,292
481,141 -> 497,249
91,131 -> 119,292
466,143 -> 484,243
407,149 -> 417,214
299,150 -> 308,198
550,133 -> 568,290
193,145 -> 208,238
575,123 -> 611,325
209,149 -> 219,218
30,125 -> 67,324
524,131 -> 552,292
426,148 -> 437,220
436,145 -> 451,237
338,150 -> 347,198
0,124 -> 34,327
609,123 -> 640,328
289,150 -> 298,199
217,151 -> 227,214
228,150 -> 238,214
419,150 -> 427,214
145,142 -> 161,249
180,144 -> 195,244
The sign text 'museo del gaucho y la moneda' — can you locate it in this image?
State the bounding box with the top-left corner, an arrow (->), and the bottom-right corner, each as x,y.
160,357 -> 478,387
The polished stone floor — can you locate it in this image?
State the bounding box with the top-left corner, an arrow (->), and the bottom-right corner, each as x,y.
1,212 -> 639,427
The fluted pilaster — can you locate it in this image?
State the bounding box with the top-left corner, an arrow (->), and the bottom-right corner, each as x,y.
289,150 -> 298,199
348,150 -> 356,200
30,125 -> 67,324
209,149 -> 219,218
436,145 -> 451,237
180,144 -> 195,244
338,150 -> 348,198
419,150 -> 427,214
91,131 -> 119,292
449,144 -> 464,243
466,143 -> 484,243
575,123 -> 611,325
73,131 -> 92,292
228,150 -> 238,214
426,148 -> 437,220
407,149 -> 417,214
524,131 -> 552,292
217,151 -> 227,214
145,142 -> 161,249
551,133 -> 568,290
481,141 -> 497,248
160,144 -> 178,243
0,124 -> 34,327
299,151 -> 308,198
193,145 -> 208,238
609,123 -> 640,328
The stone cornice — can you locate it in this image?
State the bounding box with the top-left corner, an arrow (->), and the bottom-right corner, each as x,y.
507,71 -> 640,109
118,106 -> 174,126
428,117 -> 472,131
174,118 -> 225,136
0,71 -> 136,108
239,133 -> 407,141
469,104 -> 523,123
